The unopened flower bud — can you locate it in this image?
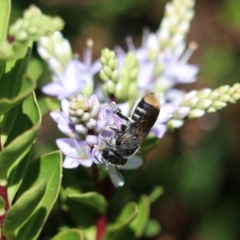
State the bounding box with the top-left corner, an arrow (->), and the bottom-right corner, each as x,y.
188,109 -> 205,118
75,124 -> 88,134
167,119 -> 184,129
82,112 -> 90,122
85,118 -> 97,129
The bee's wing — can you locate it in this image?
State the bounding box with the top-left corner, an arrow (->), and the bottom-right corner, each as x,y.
107,165 -> 125,187
118,107 -> 159,144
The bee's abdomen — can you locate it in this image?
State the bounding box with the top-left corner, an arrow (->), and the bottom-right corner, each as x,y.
132,93 -> 160,122
132,106 -> 146,121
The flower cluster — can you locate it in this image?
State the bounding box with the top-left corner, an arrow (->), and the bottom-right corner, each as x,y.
37,0 -> 240,186
0,5 -> 64,60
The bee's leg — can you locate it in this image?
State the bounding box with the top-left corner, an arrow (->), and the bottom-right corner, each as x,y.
101,125 -> 122,134
109,124 -> 127,133
99,135 -> 113,146
111,102 -> 131,122
94,156 -> 103,164
114,108 -> 131,122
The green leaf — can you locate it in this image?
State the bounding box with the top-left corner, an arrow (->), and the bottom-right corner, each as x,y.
4,92 -> 41,146
0,119 -> 39,180
0,0 -> 11,41
107,202 -> 138,232
37,96 -> 60,116
0,47 -> 36,116
27,58 -> 43,82
0,104 -> 19,147
129,195 -> 150,238
67,190 -> 108,214
62,195 -> 97,240
52,229 -> 84,240
104,202 -> 138,240
0,196 -> 5,210
7,148 -> 33,203
140,137 -> 159,156
148,185 -> 164,203
0,93 -> 41,180
0,60 -> 6,79
0,76 -> 36,116
15,151 -> 62,240
143,219 -> 161,238
3,179 -> 47,238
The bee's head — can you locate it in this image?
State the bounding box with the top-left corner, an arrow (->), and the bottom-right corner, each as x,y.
102,148 -> 127,165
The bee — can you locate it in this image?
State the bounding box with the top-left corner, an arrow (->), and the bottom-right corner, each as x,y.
100,92 -> 160,166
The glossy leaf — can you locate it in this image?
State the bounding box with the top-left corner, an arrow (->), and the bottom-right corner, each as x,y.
0,104 -> 19,147
129,195 -> 150,238
107,202 -> 138,231
0,196 -> 5,209
0,0 -> 10,41
143,219 -> 161,238
7,148 -> 33,203
4,91 -> 41,146
140,137 -> 159,156
148,185 -> 164,203
67,190 -> 108,214
0,47 -> 36,116
0,122 -> 39,180
52,229 -> 84,240
104,202 -> 138,240
0,76 -> 36,116
37,96 -> 60,116
0,60 -> 6,79
27,58 -> 43,82
0,93 -> 41,180
3,179 -> 47,238
62,195 -> 97,240
15,151 -> 62,240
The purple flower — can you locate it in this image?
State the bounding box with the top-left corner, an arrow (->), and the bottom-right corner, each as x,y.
151,90 -> 184,138
42,59 -> 87,99
42,40 -> 101,99
50,99 -> 78,137
115,30 -> 199,95
159,53 -> 199,86
56,138 -> 93,168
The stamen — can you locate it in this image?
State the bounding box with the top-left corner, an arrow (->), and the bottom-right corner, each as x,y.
111,101 -> 116,107
73,53 -> 80,59
142,27 -> 150,47
84,38 -> 94,66
94,144 -> 100,149
125,35 -> 135,51
114,45 -> 125,56
68,132 -> 75,138
180,41 -> 198,63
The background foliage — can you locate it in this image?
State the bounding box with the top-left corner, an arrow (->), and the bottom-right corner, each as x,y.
5,0 -> 240,239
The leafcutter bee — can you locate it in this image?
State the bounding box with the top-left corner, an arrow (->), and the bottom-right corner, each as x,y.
100,92 -> 160,166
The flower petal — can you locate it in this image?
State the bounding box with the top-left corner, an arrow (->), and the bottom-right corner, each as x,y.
86,135 -> 98,146
63,156 -> 80,168
42,82 -> 66,97
151,124 -> 167,138
56,138 -> 76,155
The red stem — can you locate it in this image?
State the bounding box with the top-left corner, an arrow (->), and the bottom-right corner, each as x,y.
92,94 -> 118,240
0,185 -> 9,240
96,214 -> 107,240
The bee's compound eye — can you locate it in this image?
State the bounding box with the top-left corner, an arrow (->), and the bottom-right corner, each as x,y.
102,148 -> 111,159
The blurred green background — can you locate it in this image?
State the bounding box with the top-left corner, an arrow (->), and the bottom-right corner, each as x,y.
10,0 -> 240,239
